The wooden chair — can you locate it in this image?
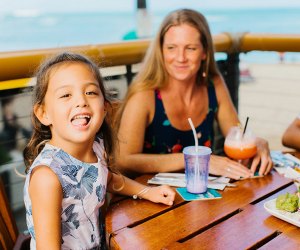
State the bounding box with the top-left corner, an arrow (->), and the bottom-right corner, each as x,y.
0,177 -> 30,250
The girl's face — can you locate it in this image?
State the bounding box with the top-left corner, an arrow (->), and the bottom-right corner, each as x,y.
36,62 -> 106,147
162,23 -> 206,84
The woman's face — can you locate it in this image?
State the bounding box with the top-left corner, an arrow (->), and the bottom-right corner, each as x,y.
38,62 -> 106,147
162,23 -> 206,84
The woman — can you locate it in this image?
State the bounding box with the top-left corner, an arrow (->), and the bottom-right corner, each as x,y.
116,9 -> 272,179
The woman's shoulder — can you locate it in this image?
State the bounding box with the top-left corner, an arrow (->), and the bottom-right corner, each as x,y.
210,74 -> 224,87
126,89 -> 155,111
210,74 -> 229,94
129,89 -> 155,101
120,89 -> 156,129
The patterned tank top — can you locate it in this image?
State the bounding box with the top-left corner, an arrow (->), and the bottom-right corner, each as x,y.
143,81 -> 218,154
24,140 -> 108,249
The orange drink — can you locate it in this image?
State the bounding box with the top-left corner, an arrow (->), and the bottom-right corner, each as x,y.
224,143 -> 257,160
224,126 -> 257,161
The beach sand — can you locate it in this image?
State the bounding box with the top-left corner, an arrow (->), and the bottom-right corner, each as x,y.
239,62 -> 300,151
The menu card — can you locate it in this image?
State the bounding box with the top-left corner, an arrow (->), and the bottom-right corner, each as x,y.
147,173 -> 233,190
271,151 -> 300,179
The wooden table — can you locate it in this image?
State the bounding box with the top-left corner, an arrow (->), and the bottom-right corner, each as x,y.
105,153 -> 300,249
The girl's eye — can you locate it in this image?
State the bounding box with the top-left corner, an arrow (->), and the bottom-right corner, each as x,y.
187,47 -> 197,51
86,91 -> 98,95
60,94 -> 71,98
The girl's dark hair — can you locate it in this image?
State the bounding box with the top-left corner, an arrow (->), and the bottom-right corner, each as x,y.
23,52 -> 116,173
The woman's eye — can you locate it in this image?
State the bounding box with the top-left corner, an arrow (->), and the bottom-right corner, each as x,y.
166,46 -> 175,50
187,47 -> 197,51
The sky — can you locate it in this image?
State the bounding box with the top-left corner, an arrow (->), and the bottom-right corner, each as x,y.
1,0 -> 300,13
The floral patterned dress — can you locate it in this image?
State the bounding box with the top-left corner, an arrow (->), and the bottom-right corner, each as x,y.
24,140 -> 108,249
143,81 -> 218,154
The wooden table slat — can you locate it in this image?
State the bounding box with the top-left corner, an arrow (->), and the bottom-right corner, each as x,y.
106,153 -> 300,249
108,172 -> 294,249
164,185 -> 299,250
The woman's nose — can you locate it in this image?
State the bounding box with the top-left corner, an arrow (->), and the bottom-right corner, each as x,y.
177,48 -> 187,62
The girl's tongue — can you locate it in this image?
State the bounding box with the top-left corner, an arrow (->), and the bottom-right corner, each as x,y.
71,115 -> 90,126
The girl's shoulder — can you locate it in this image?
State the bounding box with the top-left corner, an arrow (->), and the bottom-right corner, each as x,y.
93,139 -> 105,159
29,144 -> 58,172
93,138 -> 109,168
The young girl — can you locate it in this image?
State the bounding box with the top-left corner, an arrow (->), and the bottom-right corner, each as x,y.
23,52 -> 175,249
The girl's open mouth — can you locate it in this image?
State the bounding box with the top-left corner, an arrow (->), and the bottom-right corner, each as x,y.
71,114 -> 91,126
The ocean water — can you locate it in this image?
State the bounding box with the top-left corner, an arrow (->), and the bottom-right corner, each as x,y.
0,7 -> 300,63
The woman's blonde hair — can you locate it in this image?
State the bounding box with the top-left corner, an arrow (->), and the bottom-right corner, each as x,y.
116,8 -> 221,127
23,52 -> 116,173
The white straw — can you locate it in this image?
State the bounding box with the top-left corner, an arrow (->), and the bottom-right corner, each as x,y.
188,118 -> 200,190
188,118 -> 198,152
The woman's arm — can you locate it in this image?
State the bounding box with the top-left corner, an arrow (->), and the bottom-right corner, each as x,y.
213,75 -> 272,176
213,75 -> 240,135
107,172 -> 175,205
282,116 -> 300,151
117,82 -> 251,179
29,166 -> 62,249
117,90 -> 184,175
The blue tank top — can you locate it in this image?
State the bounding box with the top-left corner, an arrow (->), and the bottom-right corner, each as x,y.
143,81 -> 218,154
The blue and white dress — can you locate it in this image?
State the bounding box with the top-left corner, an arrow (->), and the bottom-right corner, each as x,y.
24,139 -> 108,249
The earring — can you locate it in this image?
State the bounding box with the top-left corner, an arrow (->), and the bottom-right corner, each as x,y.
202,59 -> 207,78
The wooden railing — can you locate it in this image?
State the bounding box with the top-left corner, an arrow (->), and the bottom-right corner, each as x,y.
1,33 -> 300,87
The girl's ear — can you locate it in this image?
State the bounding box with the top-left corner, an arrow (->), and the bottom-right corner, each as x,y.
104,101 -> 108,115
34,104 -> 51,126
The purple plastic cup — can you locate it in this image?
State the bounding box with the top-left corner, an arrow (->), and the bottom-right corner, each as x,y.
183,146 -> 212,194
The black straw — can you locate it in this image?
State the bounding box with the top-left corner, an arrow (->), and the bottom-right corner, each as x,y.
242,117 -> 249,136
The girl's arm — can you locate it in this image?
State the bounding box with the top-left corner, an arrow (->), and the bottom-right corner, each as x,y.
107,172 -> 175,206
117,90 -> 184,175
29,166 -> 62,249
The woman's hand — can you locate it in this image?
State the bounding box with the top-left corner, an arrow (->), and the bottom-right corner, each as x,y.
142,185 -> 175,206
209,155 -> 253,180
250,137 -> 273,176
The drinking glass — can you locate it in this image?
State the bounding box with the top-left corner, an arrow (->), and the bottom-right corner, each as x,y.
224,126 -> 257,161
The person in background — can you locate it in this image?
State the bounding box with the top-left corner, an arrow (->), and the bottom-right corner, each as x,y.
116,8 -> 272,180
0,97 -> 31,151
23,52 -> 175,249
282,114 -> 300,151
